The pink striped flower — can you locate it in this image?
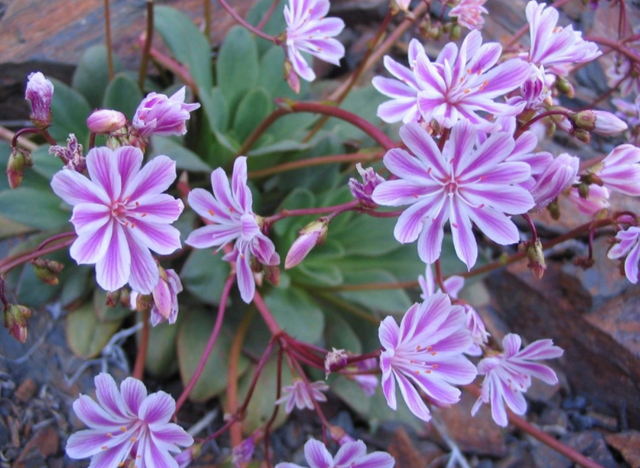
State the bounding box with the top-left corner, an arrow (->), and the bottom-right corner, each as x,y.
66,373 -> 193,468
566,184 -> 610,215
413,30 -> 529,128
419,265 -> 488,355
594,144 -> 640,196
275,439 -> 395,468
51,147 -> 183,294
284,0 -> 345,86
372,121 -> 534,269
471,333 -> 563,426
133,87 -> 200,138
449,0 -> 489,30
379,293 -> 477,422
131,269 -> 183,326
526,1 -> 600,77
608,226 -> 640,283
186,157 -> 280,303
276,380 -> 329,413
372,39 -> 425,124
529,154 -> 579,209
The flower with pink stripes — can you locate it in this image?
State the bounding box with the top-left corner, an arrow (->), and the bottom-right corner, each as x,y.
379,293 -> 477,422
133,87 -> 200,138
284,0 -> 345,87
372,121 -> 534,269
608,226 -> 640,283
526,1 -> 600,76
66,373 -> 193,468
449,0 -> 489,30
472,333 -> 563,426
413,30 -> 529,128
275,439 -> 395,468
276,380 -> 329,413
593,144 -> 640,196
51,147 -> 183,294
186,157 -> 280,303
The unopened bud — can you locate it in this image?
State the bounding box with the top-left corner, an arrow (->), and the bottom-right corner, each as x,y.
131,292 -> 153,312
285,218 -> 329,269
263,264 -> 281,286
25,72 -> 53,129
324,348 -> 348,378
573,129 -> 591,144
526,239 -> 546,279
3,304 -> 31,343
450,23 -> 461,40
284,60 -> 300,94
87,109 -> 127,134
152,267 -> 172,320
31,258 -> 64,285
556,76 -> 574,98
575,110 -> 628,136
6,147 -> 33,189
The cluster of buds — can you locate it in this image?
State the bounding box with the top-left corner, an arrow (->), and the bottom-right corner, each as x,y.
31,258 -> 64,285
6,147 -> 33,189
520,238 -> 547,279
3,303 -> 31,343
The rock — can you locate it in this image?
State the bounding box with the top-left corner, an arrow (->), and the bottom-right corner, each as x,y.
388,426 -> 436,468
529,437 -> 572,468
13,378 -> 37,403
435,391 -> 507,457
605,430 -> 640,468
564,431 -> 620,468
496,440 -> 537,468
14,426 -> 59,465
485,260 -> 640,428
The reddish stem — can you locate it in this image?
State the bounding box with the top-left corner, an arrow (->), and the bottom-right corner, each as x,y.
217,0 -> 280,44
517,109 -> 574,137
174,275 -> 235,416
263,344 -> 284,468
0,237 -> 75,274
104,0 -> 115,80
227,310 -> 254,449
138,0 -> 154,90
586,35 -> 640,63
247,152 -> 383,179
253,290 -> 281,335
147,46 -> 197,94
256,0 -> 280,31
133,309 -> 150,380
264,200 -> 361,226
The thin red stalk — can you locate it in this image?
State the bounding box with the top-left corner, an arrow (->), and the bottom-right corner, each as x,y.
253,290 -> 282,335
286,340 -> 325,365
204,0 -> 211,39
10,128 -> 41,149
362,209 -> 404,218
174,275 -> 235,415
37,232 -> 76,251
265,200 -> 361,227
434,259 -> 448,294
236,101 -> 396,159
586,35 -> 640,63
197,416 -> 239,442
286,336 -> 329,356
227,310 -> 254,449
217,0 -> 280,43
247,152 -> 382,179
517,109 -> 573,137
138,0 -> 154,90
237,339 -> 277,414
263,344 -> 284,468
464,385 -> 605,468
0,237 -> 75,274
522,213 -> 539,243
104,0 -> 115,80
133,309 -> 150,379
291,359 -> 331,444
345,349 -> 381,365
256,0 -> 279,31
0,126 -> 38,152
286,347 -> 324,370
147,46 -> 197,94
319,218 -> 615,291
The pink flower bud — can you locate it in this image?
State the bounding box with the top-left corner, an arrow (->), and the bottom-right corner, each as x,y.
567,184 -> 610,215
132,87 -> 200,137
574,110 -> 628,136
87,109 -> 127,134
6,147 -> 33,189
232,437 -> 255,467
3,304 -> 31,343
324,348 -> 348,377
25,72 -> 54,129
285,218 -> 329,269
349,163 -> 385,208
530,154 -> 579,209
525,238 -> 546,279
284,60 -> 301,94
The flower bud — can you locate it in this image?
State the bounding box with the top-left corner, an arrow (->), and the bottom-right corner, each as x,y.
31,258 -> 64,285
556,76 -> 574,98
232,437 -> 256,467
573,110 -> 627,136
349,163 -> 385,208
530,154 -> 579,209
6,147 -> 33,189
151,267 -> 173,320
3,304 -> 31,343
324,348 -> 348,377
573,128 -> 591,144
284,60 -> 301,94
526,239 -> 546,279
25,72 -> 54,129
87,109 -> 127,134
263,264 -> 281,286
285,218 -> 329,269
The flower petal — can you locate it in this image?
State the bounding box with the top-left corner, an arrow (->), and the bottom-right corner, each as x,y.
125,230 -> 159,295
125,156 -> 177,201
139,391 -> 175,425
86,147 -> 122,201
51,169 -> 109,206
304,439 -> 333,468
70,220 -> 114,265
96,223 -> 131,292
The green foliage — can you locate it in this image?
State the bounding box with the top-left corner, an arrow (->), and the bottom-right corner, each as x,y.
177,308 -> 249,401
48,79 -> 92,144
66,303 -> 122,359
154,7 -> 213,91
217,27 -> 260,114
72,45 -> 123,109
0,187 -> 71,230
180,249 -> 231,305
103,74 -> 143,120
145,318 -> 181,378
264,287 -> 325,344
